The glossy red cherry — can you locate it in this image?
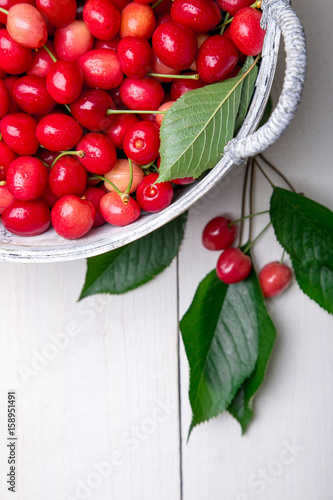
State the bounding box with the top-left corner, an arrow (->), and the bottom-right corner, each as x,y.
36,0 -> 77,27
78,49 -> 123,90
83,0 -> 120,40
70,89 -> 115,131
155,100 -> 175,127
230,7 -> 265,56
36,148 -> 58,166
36,113 -> 83,151
202,216 -> 237,250
0,113 -> 39,155
0,29 -> 32,75
82,186 -> 105,227
49,156 -> 88,198
100,192 -> 141,226
1,199 -> 51,236
0,141 -> 17,180
94,36 -> 120,51
152,22 -> 198,70
216,0 -> 253,16
27,40 -> 55,78
119,3 -> 156,39
170,76 -> 205,100
123,121 -> 160,165
7,156 -> 48,201
0,0 -> 35,24
216,248 -> 252,283
117,37 -> 153,78
0,77 -> 9,117
0,181 -> 15,214
259,261 -> 292,298
104,113 -> 139,149
119,76 -> 164,111
12,75 -> 56,115
150,53 -> 181,82
54,20 -> 94,62
41,184 -> 59,208
136,172 -> 174,212
7,4 -> 47,49
197,35 -> 239,83
76,132 -> 117,175
104,159 -> 144,194
51,195 -> 95,239
46,60 -> 83,104
3,75 -> 21,112
170,0 -> 221,34
172,177 -> 195,185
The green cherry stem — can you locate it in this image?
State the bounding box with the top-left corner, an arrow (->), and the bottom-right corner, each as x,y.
0,180 -> 6,186
106,109 -> 166,115
238,158 -> 251,247
229,210 -> 269,227
280,248 -> 286,265
249,159 -> 255,241
51,150 -> 85,167
89,175 -> 130,204
148,72 -> 199,80
0,7 -> 8,15
42,44 -> 57,63
220,13 -> 230,35
151,0 -> 164,8
124,158 -> 133,195
243,221 -> 272,254
216,1 -> 261,31
141,160 -> 156,170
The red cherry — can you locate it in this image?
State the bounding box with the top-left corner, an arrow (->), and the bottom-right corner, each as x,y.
94,36 -> 120,51
36,148 -> 58,166
3,75 -> 21,112
104,112 -> 139,149
0,113 -> 39,155
150,53 -> 181,82
12,75 -> 56,115
0,181 -> 15,214
152,22 -> 198,70
0,77 -> 9,117
83,0 -> 120,40
119,3 -> 156,39
170,0 -> 221,34
230,7 -> 265,56
202,216 -> 237,250
100,192 -> 141,226
216,248 -> 252,284
172,177 -> 195,185
76,132 -> 117,175
27,40 -> 55,78
41,184 -> 59,208
6,156 -> 48,201
78,49 -> 123,90
197,34 -> 239,83
136,172 -> 174,212
82,186 -> 106,227
154,0 -> 173,15
54,20 -> 94,63
7,4 -> 47,49
216,0 -> 253,16
36,0 -> 77,28
0,0 -> 35,24
0,29 -> 32,75
36,113 -> 83,151
1,199 -> 51,236
155,100 -> 175,127
70,89 -> 115,131
170,76 -> 205,100
117,37 -> 153,78
119,76 -> 164,111
123,121 -> 160,165
259,261 -> 292,298
0,141 -> 17,180
0,66 -> 6,78
103,159 -> 144,194
51,195 -> 95,239
46,60 -> 84,105
49,156 -> 88,198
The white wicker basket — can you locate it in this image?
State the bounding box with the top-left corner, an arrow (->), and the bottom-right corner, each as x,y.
0,0 -> 307,262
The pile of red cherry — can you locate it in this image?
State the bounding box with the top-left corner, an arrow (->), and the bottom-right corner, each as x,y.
0,0 -> 265,239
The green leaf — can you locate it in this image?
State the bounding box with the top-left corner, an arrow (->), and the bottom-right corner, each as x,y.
228,270 -> 276,433
180,268 -> 267,435
270,187 -> 333,313
158,57 -> 258,183
79,212 -> 187,299
235,57 -> 258,133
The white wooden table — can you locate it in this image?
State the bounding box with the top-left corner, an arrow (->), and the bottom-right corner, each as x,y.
1,0 -> 333,498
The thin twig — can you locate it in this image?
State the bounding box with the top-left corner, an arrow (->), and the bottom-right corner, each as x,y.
238,159 -> 251,247
259,154 -> 296,192
254,157 -> 275,186
249,160 -> 255,242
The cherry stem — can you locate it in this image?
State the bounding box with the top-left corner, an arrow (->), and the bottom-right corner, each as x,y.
89,175 -> 130,204
280,248 -> 286,264
0,181 -> 6,186
51,150 -> 85,167
216,2 -> 261,30
0,7 -> 8,14
141,161 -> 156,170
249,159 -> 255,241
229,210 -> 269,226
148,72 -> 199,80
238,159 -> 251,247
243,222 -> 272,254
151,0 -> 164,8
106,109 -> 166,115
253,157 -> 275,187
124,158 -> 133,195
43,44 -> 57,63
258,154 -> 297,192
220,13 -> 230,35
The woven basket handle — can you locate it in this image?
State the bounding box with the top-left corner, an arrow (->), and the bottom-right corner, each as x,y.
224,0 -> 307,164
